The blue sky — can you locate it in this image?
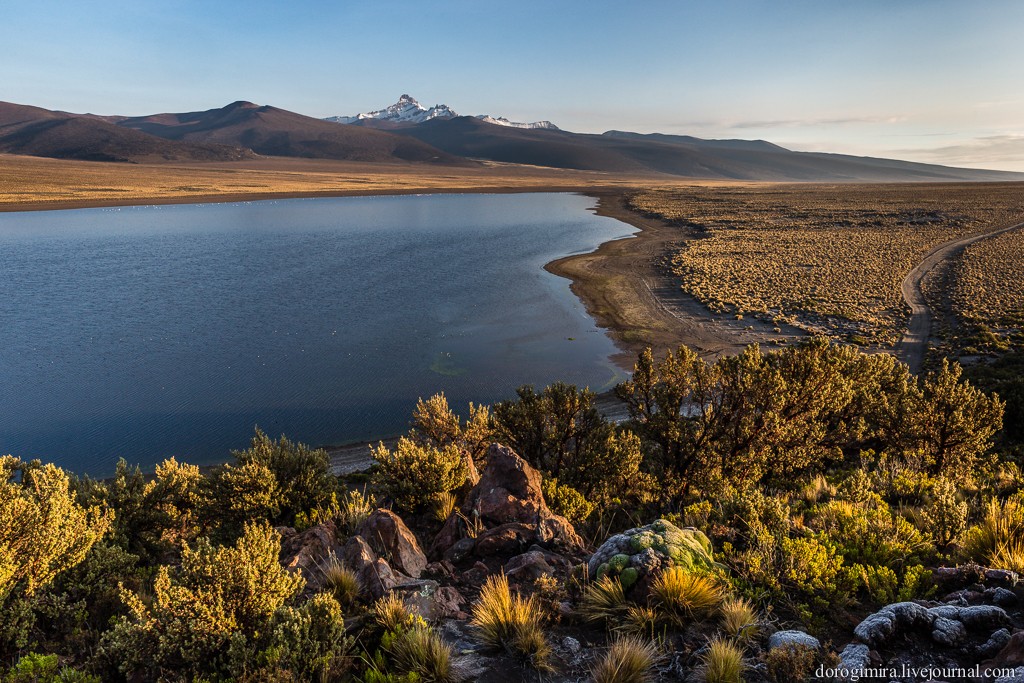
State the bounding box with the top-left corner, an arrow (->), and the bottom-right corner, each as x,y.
4,0 -> 1024,169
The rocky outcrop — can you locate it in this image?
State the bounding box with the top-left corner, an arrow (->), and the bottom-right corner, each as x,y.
429,443 -> 583,563
852,601 -> 1009,649
587,518 -> 716,591
342,534 -> 400,600
278,520 -> 343,592
355,509 -> 428,578
768,630 -> 821,651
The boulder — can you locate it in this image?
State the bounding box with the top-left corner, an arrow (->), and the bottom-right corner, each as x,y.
852,601 -> 1009,649
979,629 -> 1013,659
279,520 -> 343,590
429,443 -> 583,561
342,535 -> 401,600
505,550 -> 555,581
355,509 -> 428,578
768,630 -> 821,651
991,632 -> 1024,668
587,518 -> 716,591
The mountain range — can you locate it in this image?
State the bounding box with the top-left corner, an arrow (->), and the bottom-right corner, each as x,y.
1,96 -> 1020,182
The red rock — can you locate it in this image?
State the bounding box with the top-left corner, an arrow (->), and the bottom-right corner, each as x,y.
355,509 -> 428,578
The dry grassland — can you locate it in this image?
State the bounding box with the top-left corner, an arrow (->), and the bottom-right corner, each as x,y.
0,154 -> 668,211
952,228 -> 1024,330
630,184 -> 1024,346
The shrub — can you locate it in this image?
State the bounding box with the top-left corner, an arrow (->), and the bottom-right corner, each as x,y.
702,638 -> 744,683
337,487 -> 373,535
921,477 -> 968,546
233,428 -> 336,527
649,569 -> 723,625
765,644 -> 816,683
470,574 -> 550,670
3,653 -> 101,683
591,636 -> 659,683
259,593 -> 353,682
809,498 -> 932,567
101,522 -> 304,680
719,596 -> 758,641
371,437 -> 468,514
541,479 -> 595,527
205,460 -> 282,538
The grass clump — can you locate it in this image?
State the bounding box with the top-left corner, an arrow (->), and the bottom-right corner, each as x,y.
650,568 -> 723,625
470,574 -> 551,670
320,554 -> 360,607
579,576 -> 629,624
387,623 -> 461,683
719,596 -> 759,641
702,638 -> 744,683
373,593 -> 412,632
962,498 -> 1024,566
590,636 -> 659,683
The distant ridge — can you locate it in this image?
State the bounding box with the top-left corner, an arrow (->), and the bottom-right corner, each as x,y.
1,98 -> 1021,181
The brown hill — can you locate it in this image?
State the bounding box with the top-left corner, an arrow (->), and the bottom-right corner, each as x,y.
0,101 -> 253,162
116,101 -> 464,164
389,116 -> 1024,182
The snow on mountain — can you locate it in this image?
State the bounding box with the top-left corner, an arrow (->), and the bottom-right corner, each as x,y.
474,115 -> 558,130
325,95 -> 557,129
323,94 -> 455,125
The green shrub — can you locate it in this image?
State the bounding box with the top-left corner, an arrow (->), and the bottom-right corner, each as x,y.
3,652 -> 101,683
809,499 -> 932,566
921,477 -> 968,546
372,437 -> 468,514
233,428 -> 336,527
541,479 -> 595,526
205,460 -> 282,538
259,593 -> 353,682
101,522 -> 304,680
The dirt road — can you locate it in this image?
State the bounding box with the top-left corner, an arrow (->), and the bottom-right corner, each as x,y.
896,220 -> 1024,373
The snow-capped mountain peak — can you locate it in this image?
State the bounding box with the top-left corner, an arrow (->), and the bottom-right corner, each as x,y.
324,95 -> 558,130
324,94 -> 457,125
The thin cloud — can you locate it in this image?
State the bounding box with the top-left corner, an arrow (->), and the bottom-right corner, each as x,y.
897,134 -> 1024,170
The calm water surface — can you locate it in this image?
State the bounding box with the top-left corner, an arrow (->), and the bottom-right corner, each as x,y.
0,193 -> 634,475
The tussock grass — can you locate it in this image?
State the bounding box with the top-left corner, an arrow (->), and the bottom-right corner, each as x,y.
992,539 -> 1024,574
649,568 -> 723,625
719,596 -> 759,642
617,605 -> 659,638
320,555 -> 360,607
702,638 -> 744,683
373,593 -> 412,632
579,576 -> 629,624
591,636 -> 659,683
337,488 -> 373,534
433,491 -> 458,522
962,498 -> 1024,566
390,623 -> 462,683
470,574 -> 551,670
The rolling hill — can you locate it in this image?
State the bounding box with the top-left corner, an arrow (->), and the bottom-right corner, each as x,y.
115,101 -> 463,164
0,102 -> 253,162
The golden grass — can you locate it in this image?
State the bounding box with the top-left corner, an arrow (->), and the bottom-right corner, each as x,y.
470,574 -> 551,670
590,636 -> 660,683
389,623 -> 462,683
0,153 -> 669,211
962,498 -> 1024,566
649,568 -> 724,625
320,554 -> 360,607
578,576 -> 629,624
373,593 -> 413,632
952,228 -> 1024,332
432,491 -> 458,522
718,596 -> 759,642
630,184 -> 1024,345
702,638 -> 744,683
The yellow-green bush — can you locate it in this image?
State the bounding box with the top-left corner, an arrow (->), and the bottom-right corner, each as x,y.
371,437 -> 468,514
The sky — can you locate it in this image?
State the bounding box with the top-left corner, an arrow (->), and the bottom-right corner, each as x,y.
3,0 -> 1024,170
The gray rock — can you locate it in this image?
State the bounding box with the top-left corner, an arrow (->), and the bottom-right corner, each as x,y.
561,636 -> 581,655
954,604 -> 1009,628
838,644 -> 871,681
996,666 -> 1024,683
931,616 -> 966,646
992,587 -> 1018,607
986,569 -> 1020,585
853,611 -> 896,647
768,630 -> 821,651
979,628 -> 1012,658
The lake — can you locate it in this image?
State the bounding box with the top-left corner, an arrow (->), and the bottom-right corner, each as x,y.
0,193 -> 635,476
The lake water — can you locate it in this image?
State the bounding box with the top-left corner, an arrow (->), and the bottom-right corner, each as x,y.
0,193 -> 634,476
